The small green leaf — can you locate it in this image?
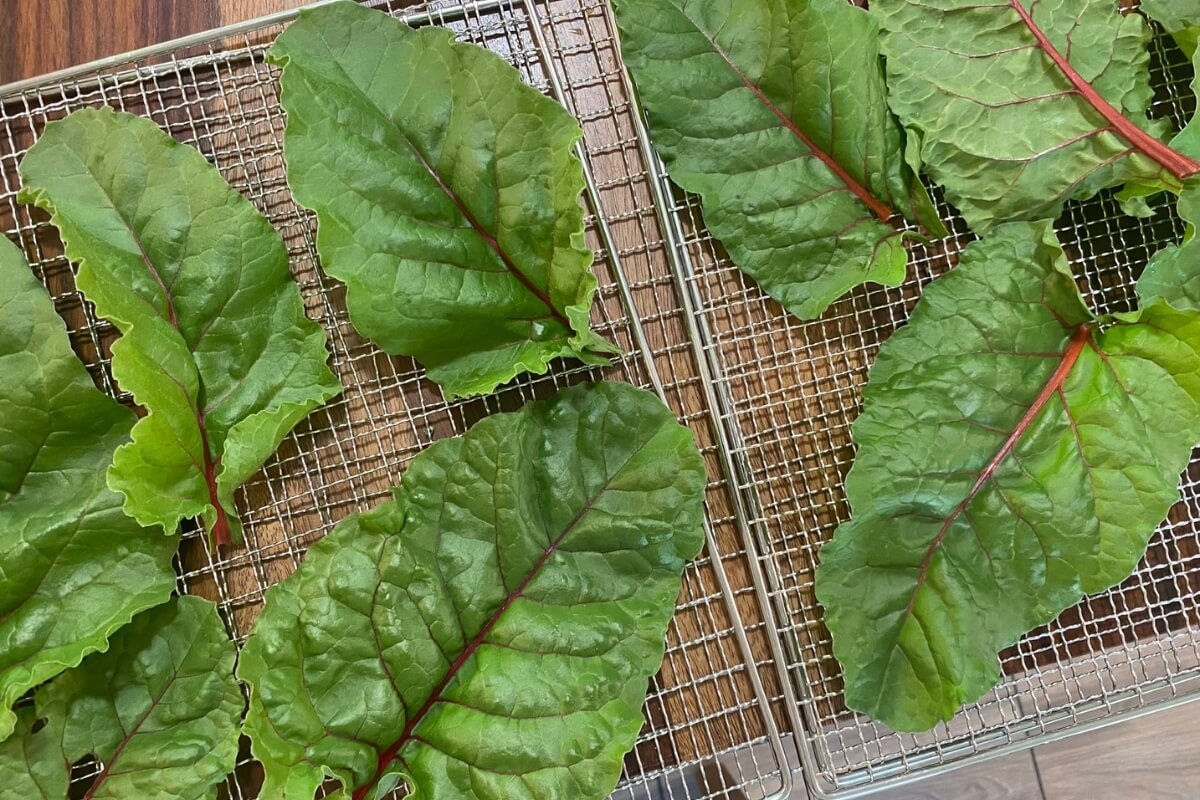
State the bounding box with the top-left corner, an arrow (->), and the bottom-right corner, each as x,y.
815,221 -> 1200,731
268,1 -> 617,399
239,381 -> 706,799
0,237 -> 176,740
1141,0 -> 1200,54
18,108 -> 342,546
0,596 -> 242,799
1139,184 -> 1200,309
876,0 -> 1197,232
612,0 -> 945,320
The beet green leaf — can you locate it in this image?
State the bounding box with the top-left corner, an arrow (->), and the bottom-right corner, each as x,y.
815,221 -> 1200,732
0,237 -> 176,740
875,0 -> 1200,232
612,0 -> 945,320
268,2 -> 617,399
0,596 -> 242,799
239,381 -> 705,800
18,108 -> 342,547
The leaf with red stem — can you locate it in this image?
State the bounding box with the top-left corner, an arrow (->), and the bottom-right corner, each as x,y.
875,0 -> 1199,231
0,596 -> 242,800
816,221 -> 1200,731
612,0 -> 947,320
18,108 -> 342,546
0,238 -> 176,740
268,2 -> 618,399
239,381 -> 706,800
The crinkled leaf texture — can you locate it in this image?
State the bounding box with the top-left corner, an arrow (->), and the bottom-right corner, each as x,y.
815,221 -> 1200,732
1140,184 -> 1200,308
0,237 -> 176,740
239,381 -> 706,800
875,0 -> 1199,232
268,2 -> 617,400
18,108 -> 342,546
612,0 -> 944,320
0,596 -> 242,800
1142,0 -> 1200,47
1140,46 -> 1200,308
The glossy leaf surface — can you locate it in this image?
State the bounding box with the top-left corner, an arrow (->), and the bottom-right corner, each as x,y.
0,237 -> 176,740
268,2 -> 616,399
612,0 -> 945,319
876,0 -> 1199,231
239,381 -> 706,799
0,596 -> 242,799
816,222 -> 1200,731
18,108 -> 342,546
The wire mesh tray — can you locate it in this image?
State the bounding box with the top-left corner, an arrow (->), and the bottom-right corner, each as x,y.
625,11 -> 1200,799
0,1 -> 794,797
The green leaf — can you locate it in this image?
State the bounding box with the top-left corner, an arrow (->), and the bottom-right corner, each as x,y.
239,381 -> 705,799
875,0 -> 1199,232
0,237 -> 177,740
267,2 -> 617,400
611,0 -> 945,320
1140,184 -> 1200,309
815,221 -> 1200,732
0,596 -> 242,799
18,108 -> 342,546
1141,0 -> 1200,53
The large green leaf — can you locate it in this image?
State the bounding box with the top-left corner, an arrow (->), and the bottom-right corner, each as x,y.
239,381 -> 705,799
815,221 -> 1200,732
0,237 -> 176,740
0,596 -> 242,799
612,0 -> 945,320
268,2 -> 617,399
18,108 -> 342,546
875,0 -> 1199,232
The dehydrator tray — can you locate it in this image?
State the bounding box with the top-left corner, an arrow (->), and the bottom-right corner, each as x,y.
1,1 -> 1197,797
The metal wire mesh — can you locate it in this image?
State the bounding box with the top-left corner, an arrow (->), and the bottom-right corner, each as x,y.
626,8 -> 1200,798
0,1 -> 791,797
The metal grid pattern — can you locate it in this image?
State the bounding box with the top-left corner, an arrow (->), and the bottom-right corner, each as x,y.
626,9 -> 1200,798
0,2 -> 790,797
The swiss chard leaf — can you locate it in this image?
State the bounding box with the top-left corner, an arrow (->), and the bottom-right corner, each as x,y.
18,108 -> 342,547
0,237 -> 176,740
0,596 -> 242,799
239,381 -> 706,800
815,221 -> 1200,732
268,1 -> 617,399
875,0 -> 1200,232
612,0 -> 946,320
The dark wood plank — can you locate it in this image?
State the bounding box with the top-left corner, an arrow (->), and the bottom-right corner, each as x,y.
0,1 -> 237,84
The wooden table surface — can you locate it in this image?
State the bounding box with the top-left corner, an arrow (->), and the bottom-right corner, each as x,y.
0,1 -> 307,84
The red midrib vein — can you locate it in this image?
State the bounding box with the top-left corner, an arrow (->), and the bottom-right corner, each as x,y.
901,323 -> 1093,619
81,661 -> 183,800
389,126 -> 572,331
350,486 -> 607,800
1008,0 -> 1200,179
701,34 -> 894,222
123,221 -> 232,548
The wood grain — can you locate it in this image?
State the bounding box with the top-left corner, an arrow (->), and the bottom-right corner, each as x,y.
0,1 -> 223,84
